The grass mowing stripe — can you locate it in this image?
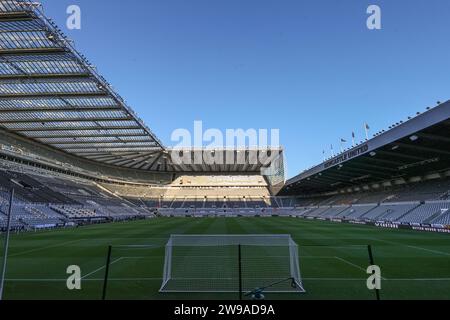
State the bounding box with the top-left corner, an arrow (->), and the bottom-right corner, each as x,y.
4,217 -> 450,300
82,256 -> 150,280
333,256 -> 387,280
81,257 -> 125,279
9,238 -> 86,257
6,277 -> 450,282
368,237 -> 450,257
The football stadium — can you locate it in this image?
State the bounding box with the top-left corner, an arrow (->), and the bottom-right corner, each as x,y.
0,0 -> 449,303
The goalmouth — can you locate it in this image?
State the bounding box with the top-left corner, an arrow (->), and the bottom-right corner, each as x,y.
159,234 -> 305,294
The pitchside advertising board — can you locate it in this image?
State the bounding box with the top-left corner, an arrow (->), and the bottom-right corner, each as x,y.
295,216 -> 450,234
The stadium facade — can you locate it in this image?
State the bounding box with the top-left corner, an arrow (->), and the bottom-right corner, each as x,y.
0,1 -> 449,233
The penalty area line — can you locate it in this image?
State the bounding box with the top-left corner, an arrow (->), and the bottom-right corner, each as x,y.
5,277 -> 450,282
81,256 -> 145,280
9,238 -> 87,258
367,237 -> 450,257
334,256 -> 387,280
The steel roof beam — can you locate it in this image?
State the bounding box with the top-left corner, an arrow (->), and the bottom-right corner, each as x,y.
24,132 -> 148,139
0,92 -> 108,99
358,155 -> 406,167
395,142 -> 450,156
45,138 -> 155,145
0,26 -> 45,34
340,162 -> 398,174
119,152 -> 161,163
376,150 -> 427,161
59,143 -> 159,150
62,146 -> 160,151
12,125 -> 141,132
0,106 -> 120,113
0,11 -> 32,20
320,170 -> 363,180
103,153 -> 160,164
0,4 -> 168,159
130,153 -> 163,169
348,159 -> 400,172
417,133 -> 450,144
68,149 -> 161,155
82,152 -> 144,161
0,17 -> 34,23
140,153 -> 163,170
0,48 -> 66,55
106,157 -> 142,167
1,116 -> 133,124
0,73 -> 91,80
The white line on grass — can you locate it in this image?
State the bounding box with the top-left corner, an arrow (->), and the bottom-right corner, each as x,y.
79,255 -> 385,282
303,278 -> 450,281
6,277 -> 450,282
404,244 -> 450,256
81,256 -> 146,279
334,256 -> 387,280
368,237 -> 450,257
114,244 -> 160,248
81,257 -> 124,280
300,256 -> 337,259
334,256 -> 366,272
9,238 -> 86,257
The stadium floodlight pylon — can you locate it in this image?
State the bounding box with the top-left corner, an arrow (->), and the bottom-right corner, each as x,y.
159,234 -> 305,294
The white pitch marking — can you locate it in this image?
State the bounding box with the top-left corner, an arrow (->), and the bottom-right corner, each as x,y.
6,277 -> 450,282
367,237 -> 450,257
9,238 -> 86,257
334,256 -> 387,280
81,257 -> 125,280
81,256 -> 150,279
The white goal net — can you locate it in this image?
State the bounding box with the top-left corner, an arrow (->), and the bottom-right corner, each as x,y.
159,234 -> 305,293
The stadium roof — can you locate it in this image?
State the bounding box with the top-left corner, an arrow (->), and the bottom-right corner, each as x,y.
0,1 -> 163,152
280,101 -> 450,195
0,1 -> 281,173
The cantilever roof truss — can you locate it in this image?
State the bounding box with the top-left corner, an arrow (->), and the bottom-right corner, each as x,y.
0,1 -> 283,174
0,0 -> 165,167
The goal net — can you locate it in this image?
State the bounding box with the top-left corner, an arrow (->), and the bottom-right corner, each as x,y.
159,234 -> 305,293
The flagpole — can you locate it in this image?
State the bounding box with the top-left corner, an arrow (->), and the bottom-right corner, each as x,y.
364,123 -> 369,140
340,139 -> 346,153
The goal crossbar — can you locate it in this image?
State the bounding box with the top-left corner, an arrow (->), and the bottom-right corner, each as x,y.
159,234 -> 305,294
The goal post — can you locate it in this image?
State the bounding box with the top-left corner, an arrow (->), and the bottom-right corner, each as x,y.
159,234 -> 305,294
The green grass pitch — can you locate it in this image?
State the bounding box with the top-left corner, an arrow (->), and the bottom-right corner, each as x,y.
2,217 -> 450,300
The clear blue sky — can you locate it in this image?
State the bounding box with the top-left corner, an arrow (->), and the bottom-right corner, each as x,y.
42,0 -> 450,178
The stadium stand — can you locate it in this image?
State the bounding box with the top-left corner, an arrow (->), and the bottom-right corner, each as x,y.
398,201 -> 450,224
337,204 -> 379,219
0,158 -> 449,231
0,0 -> 448,233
